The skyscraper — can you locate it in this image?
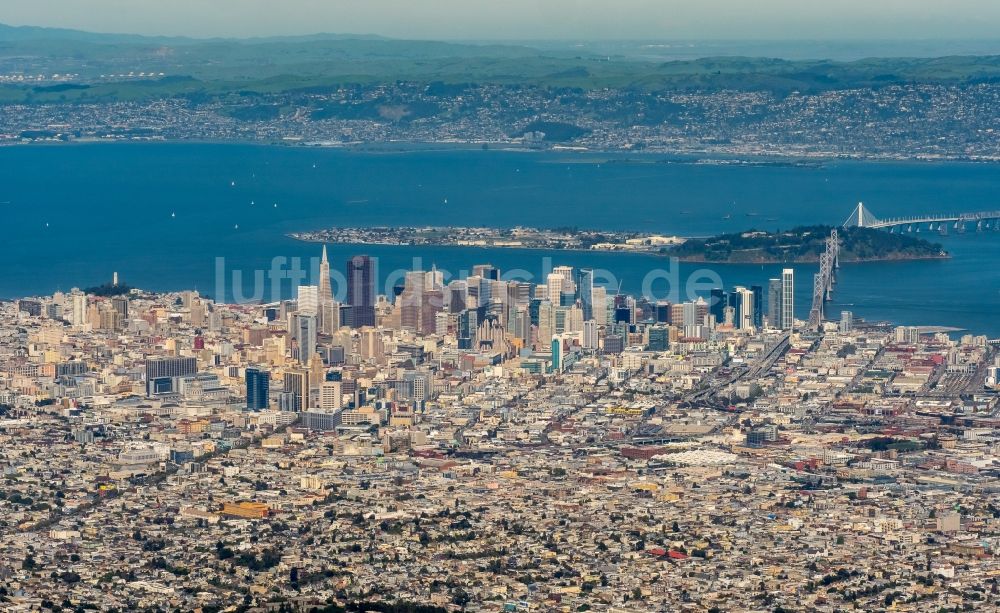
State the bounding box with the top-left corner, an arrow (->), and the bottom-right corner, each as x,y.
546,273 -> 564,304
400,270 -> 425,332
318,245 -> 339,334
551,337 -> 562,373
734,286 -> 755,331
295,314 -> 317,364
421,285 -> 443,335
750,285 -> 763,329
578,268 -> 595,321
448,280 -> 468,314
471,264 -> 499,280
245,366 -> 270,411
726,291 -> 742,328
781,268 -> 795,330
553,265 -> 575,306
346,255 -> 376,328
536,300 -> 555,346
111,296 -> 129,320
70,291 -> 87,327
458,309 -> 478,349
654,301 -> 671,324
709,288 -> 726,324
592,286 -> 608,326
297,284 -> 319,316
283,368 -> 310,412
768,278 -> 782,329
583,320 -> 599,350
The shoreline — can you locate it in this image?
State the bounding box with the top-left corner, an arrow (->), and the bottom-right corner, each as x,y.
3,137 -> 1000,165
288,235 -> 952,265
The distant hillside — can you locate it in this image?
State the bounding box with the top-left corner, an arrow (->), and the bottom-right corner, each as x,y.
0,23 -> 386,44
3,22 -> 1000,98
669,226 -> 948,263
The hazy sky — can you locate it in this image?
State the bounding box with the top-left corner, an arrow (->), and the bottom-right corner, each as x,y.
2,0 -> 999,40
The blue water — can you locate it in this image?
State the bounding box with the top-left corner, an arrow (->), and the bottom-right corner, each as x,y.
2,143 -> 999,335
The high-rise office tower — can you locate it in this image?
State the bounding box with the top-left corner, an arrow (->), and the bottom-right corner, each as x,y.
457,309 -> 478,350
400,270 -> 425,332
554,306 -> 568,334
318,245 -> 333,301
671,298 -> 709,329
536,300 -> 555,346
684,300 -> 702,328
734,286 -> 755,331
781,268 -> 795,330
145,356 -> 199,396
553,266 -> 575,306
613,294 -> 636,325
583,320 -> 599,350
111,296 -> 129,320
478,276 -> 493,307
471,264 -> 499,281
466,276 -> 482,309
295,314 -> 317,364
578,268 -> 595,320
726,291 -> 743,328
318,246 -> 339,334
145,356 -> 198,380
505,281 -> 532,330
283,368 -> 310,412
709,288 -> 726,324
421,286 -> 443,335
654,301 -> 671,324
435,311 -> 450,336
319,380 -> 343,411
840,310 -> 854,333
563,306 -> 584,334
319,299 -> 340,335
551,337 -> 562,373
768,278 -> 782,329
448,280 -> 468,314
750,285 -> 763,329
346,255 -> 376,328
592,286 -> 608,326
512,306 -> 531,343
70,291 -> 87,327
297,284 -> 319,317
546,273 -> 564,304
245,366 -> 270,411
648,325 -> 670,351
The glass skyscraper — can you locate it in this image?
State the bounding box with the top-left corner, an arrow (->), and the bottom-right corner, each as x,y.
346,255 -> 376,327
245,367 -> 270,411
578,268 -> 594,320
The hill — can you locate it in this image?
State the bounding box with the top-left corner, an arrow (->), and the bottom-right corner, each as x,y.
668,226 -> 948,264
3,22 -> 1000,101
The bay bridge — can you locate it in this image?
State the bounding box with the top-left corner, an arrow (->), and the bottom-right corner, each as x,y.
844,202 -> 1000,233
808,228 -> 839,331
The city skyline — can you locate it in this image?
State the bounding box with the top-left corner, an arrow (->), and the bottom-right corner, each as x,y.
2,242 -> 998,609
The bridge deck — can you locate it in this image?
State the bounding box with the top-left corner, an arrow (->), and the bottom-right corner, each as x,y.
844,203 -> 1000,230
